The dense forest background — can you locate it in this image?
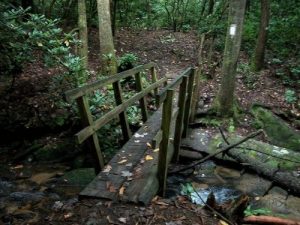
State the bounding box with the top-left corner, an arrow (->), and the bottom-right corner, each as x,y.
0,0 -> 299,161
0,0 -> 300,224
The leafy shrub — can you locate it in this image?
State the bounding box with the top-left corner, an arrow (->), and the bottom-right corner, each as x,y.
284,89 -> 297,104
118,53 -> 138,72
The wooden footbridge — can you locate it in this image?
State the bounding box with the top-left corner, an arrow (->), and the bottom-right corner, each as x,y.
65,63 -> 200,204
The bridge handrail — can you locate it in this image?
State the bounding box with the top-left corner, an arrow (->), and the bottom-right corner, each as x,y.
64,62 -> 162,171
157,67 -> 192,104
65,62 -> 157,102
76,77 -> 167,144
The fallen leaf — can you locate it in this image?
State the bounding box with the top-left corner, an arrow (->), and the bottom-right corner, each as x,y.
107,215 -> 114,223
118,217 -> 127,224
119,186 -> 125,196
103,165 -> 112,173
11,165 -> 23,169
147,142 -> 152,148
106,181 -> 116,193
153,148 -> 159,152
118,159 -> 127,164
125,163 -> 133,167
121,170 -> 133,177
64,212 -> 73,219
155,201 -> 169,206
218,220 -> 229,225
145,155 -> 154,161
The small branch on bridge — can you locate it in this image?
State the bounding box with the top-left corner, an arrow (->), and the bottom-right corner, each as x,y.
168,130 -> 263,175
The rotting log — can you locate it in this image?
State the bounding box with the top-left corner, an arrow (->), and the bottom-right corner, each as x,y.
209,134 -> 300,195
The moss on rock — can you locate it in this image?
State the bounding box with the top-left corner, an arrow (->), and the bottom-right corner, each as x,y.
251,106 -> 300,151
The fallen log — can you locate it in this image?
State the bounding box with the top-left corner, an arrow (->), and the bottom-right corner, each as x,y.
242,215 -> 300,225
209,134 -> 300,195
168,130 -> 263,174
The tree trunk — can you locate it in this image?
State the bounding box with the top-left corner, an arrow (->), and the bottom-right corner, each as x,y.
111,0 -> 118,36
252,0 -> 270,71
97,0 -> 117,75
215,0 -> 246,116
78,0 -> 88,82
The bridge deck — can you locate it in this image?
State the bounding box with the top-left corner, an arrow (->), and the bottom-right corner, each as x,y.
80,108 -> 168,204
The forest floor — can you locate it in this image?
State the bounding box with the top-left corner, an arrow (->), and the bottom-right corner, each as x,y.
0,28 -> 299,225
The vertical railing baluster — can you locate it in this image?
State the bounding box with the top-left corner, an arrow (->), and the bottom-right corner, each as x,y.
113,81 -> 131,142
135,72 -> 149,122
182,68 -> 196,138
150,67 -> 160,109
158,89 -> 174,197
172,76 -> 188,162
190,68 -> 200,123
76,96 -> 104,172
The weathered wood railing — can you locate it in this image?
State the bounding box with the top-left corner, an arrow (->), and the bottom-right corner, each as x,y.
65,63 -> 200,199
65,62 -> 166,172
155,67 -> 199,196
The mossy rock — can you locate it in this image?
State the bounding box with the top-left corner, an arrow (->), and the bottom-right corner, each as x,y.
34,138 -> 77,161
61,168 -> 96,186
251,106 -> 300,151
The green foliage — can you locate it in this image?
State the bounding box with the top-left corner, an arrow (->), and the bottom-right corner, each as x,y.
118,53 -> 138,72
244,206 -> 272,217
0,5 -> 86,87
284,89 -> 297,104
237,63 -> 258,89
180,183 -> 194,196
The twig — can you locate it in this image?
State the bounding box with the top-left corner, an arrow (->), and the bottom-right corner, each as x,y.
190,185 -> 236,225
169,130 -> 263,174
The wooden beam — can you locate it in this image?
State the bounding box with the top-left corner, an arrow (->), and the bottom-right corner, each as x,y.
150,67 -> 160,109
135,72 -> 149,122
190,68 -> 200,123
113,81 -> 131,141
65,63 -> 156,102
182,68 -> 196,138
76,96 -> 104,172
76,77 -> 167,144
173,76 -> 188,162
158,89 -> 174,197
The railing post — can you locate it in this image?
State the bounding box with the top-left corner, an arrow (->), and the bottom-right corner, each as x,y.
76,96 -> 104,172
150,67 -> 160,109
158,89 -> 174,197
190,68 -> 200,123
135,72 -> 149,122
172,76 -> 188,162
182,68 -> 196,138
113,81 -> 131,142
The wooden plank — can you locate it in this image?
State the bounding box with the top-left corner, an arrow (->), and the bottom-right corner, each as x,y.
80,108 -> 163,201
113,81 -> 131,141
190,68 -> 200,123
65,62 -> 156,102
135,72 -> 148,122
182,68 -> 196,138
76,77 -> 167,144
158,89 -> 174,197
76,96 -> 104,172
173,76 -> 188,162
150,67 -> 160,109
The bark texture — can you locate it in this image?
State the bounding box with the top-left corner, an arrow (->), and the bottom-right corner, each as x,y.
252,0 -> 270,71
215,0 -> 247,116
78,0 -> 88,73
97,0 -> 117,75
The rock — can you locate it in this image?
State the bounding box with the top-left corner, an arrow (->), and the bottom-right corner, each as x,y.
61,168 -> 96,186
0,179 -> 15,197
235,173 -> 271,196
9,192 -> 45,203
